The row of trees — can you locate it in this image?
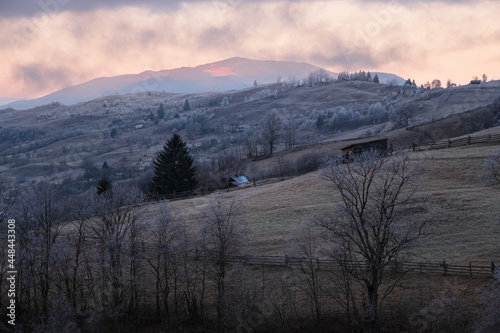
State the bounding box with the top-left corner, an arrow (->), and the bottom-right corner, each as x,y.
337,71 -> 380,83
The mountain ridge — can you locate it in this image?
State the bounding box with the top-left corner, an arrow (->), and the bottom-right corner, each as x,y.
1,57 -> 404,110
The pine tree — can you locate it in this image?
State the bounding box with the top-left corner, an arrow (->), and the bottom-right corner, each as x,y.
148,111 -> 155,121
373,73 -> 380,84
157,103 -> 165,120
183,99 -> 191,111
96,174 -> 112,195
316,115 -> 324,128
150,134 -> 197,196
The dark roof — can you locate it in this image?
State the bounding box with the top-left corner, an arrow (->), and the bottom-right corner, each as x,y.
341,138 -> 388,152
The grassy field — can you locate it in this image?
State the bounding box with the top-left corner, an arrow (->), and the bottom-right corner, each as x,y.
156,143 -> 500,266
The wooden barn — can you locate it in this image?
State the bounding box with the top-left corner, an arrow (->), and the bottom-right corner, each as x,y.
341,138 -> 389,156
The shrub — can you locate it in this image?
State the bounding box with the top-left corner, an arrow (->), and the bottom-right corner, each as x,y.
295,152 -> 324,175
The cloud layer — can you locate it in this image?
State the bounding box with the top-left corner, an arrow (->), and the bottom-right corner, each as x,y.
1,0 -> 499,99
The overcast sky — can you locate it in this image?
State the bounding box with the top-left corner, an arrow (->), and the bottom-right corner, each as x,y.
1,0 -> 499,99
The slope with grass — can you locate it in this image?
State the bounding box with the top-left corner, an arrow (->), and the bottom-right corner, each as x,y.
153,143 -> 500,265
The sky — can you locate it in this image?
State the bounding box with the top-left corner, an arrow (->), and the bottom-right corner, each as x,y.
1,0 -> 499,100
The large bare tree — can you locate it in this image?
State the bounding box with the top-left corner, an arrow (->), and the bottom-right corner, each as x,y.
200,194 -> 247,333
319,150 -> 430,331
88,184 -> 144,308
261,111 -> 281,155
481,150 -> 500,188
147,206 -> 184,326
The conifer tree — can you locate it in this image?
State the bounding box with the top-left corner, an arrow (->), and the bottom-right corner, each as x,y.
183,99 -> 191,111
157,103 -> 165,120
96,174 -> 113,195
150,133 -> 197,196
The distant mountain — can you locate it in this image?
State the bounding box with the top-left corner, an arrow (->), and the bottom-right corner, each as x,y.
1,58 -> 326,110
0,97 -> 22,106
0,57 -> 404,110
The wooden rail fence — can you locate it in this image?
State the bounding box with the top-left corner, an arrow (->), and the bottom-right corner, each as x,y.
66,236 -> 498,278
413,132 -> 500,152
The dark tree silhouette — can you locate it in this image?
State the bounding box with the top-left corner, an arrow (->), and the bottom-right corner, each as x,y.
150,134 -> 197,196
373,73 -> 380,84
184,99 -> 191,111
96,174 -> 112,195
157,103 -> 165,120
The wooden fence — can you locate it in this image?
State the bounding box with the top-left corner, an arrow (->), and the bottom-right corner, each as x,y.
68,236 -> 497,278
413,132 -> 500,151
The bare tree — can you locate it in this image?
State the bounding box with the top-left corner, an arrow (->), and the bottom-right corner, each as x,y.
88,184 -> 144,308
18,182 -> 67,316
475,269 -> 500,332
274,154 -> 290,180
147,206 -> 184,327
200,194 -> 247,333
431,79 -> 442,89
394,102 -> 418,128
481,150 -> 500,188
0,176 -> 16,224
291,221 -> 324,326
261,112 -> 281,155
318,150 -> 430,330
282,111 -> 296,150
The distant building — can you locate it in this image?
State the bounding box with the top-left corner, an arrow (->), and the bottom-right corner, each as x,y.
138,154 -> 156,170
470,80 -> 481,85
341,138 -> 389,156
229,174 -> 250,187
141,154 -> 155,163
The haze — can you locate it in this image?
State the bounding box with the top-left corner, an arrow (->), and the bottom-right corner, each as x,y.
1,0 -> 499,100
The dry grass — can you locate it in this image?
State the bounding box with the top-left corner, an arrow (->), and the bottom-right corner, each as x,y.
152,143 -> 500,266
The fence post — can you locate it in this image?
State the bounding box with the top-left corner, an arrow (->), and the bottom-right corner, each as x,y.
448,140 -> 452,148
492,262 -> 496,275
420,262 -> 423,273
469,263 -> 472,277
285,255 -> 289,266
467,136 -> 471,145
443,261 -> 448,275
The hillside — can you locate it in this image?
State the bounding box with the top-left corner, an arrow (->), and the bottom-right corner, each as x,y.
156,143 -> 500,265
2,75 -> 500,332
1,79 -> 499,188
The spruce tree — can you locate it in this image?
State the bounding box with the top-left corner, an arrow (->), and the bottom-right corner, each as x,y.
183,99 -> 191,111
157,103 -> 165,120
97,174 -> 113,195
150,133 -> 197,196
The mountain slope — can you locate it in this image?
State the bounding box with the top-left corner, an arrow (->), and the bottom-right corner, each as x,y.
1,57 -> 333,110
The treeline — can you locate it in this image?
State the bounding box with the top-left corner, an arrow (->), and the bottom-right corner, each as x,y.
0,182 -> 482,332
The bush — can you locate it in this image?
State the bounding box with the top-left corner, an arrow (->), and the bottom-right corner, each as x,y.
295,152 -> 324,175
